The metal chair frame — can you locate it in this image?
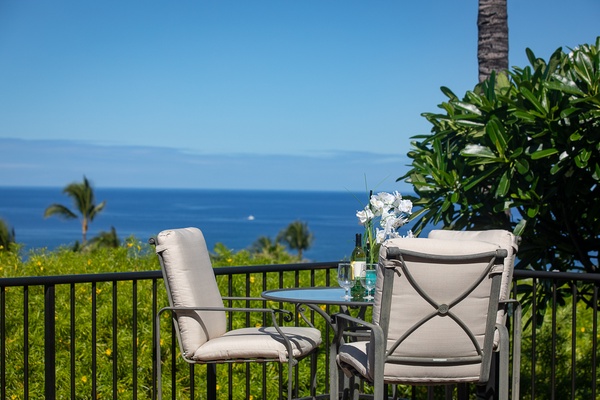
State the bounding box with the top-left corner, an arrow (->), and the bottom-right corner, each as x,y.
331,241 -> 521,400
150,234 -> 319,400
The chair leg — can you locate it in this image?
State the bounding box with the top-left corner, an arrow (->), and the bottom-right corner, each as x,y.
329,340 -> 340,400
310,351 -> 318,398
498,325 -> 509,400
349,376 -> 360,400
511,303 -> 522,400
287,360 -> 294,400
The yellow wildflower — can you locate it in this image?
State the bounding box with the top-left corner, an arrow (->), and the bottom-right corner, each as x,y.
82,376 -> 88,383
105,348 -> 112,356
249,276 -> 255,284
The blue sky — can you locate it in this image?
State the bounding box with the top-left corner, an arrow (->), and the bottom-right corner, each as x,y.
1,0 -> 598,192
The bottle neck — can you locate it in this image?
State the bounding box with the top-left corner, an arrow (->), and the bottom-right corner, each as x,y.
355,233 -> 362,247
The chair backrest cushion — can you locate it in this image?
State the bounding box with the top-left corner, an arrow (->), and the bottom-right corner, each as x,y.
155,227 -> 227,357
375,237 -> 504,382
427,229 -> 518,327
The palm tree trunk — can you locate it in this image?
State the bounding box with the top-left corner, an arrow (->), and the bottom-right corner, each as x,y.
82,218 -> 88,244
477,0 -> 509,82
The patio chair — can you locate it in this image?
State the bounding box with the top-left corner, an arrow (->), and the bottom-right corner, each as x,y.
150,227 -> 322,400
331,230 -> 521,400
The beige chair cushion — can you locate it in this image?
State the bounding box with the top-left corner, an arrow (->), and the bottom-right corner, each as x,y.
427,229 -> 518,346
193,326 -> 322,363
427,229 -> 518,307
155,227 -> 227,357
156,227 -> 322,365
338,341 -> 482,384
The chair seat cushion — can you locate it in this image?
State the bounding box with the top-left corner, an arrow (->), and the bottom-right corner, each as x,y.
338,341 -> 482,384
192,326 -> 322,363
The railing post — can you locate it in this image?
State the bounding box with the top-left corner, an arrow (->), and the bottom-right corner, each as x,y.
207,364 -> 217,400
45,284 -> 56,399
1,287 -> 6,400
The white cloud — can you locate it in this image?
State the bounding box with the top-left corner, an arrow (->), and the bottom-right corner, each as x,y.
0,138 -> 413,192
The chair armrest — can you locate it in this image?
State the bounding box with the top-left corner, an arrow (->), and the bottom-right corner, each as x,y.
220,297 -> 297,322
330,313 -> 383,347
158,305 -> 294,323
332,312 -> 378,332
222,296 -> 270,302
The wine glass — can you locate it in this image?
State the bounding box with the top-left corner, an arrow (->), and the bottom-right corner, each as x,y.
360,264 -> 377,300
337,263 -> 353,299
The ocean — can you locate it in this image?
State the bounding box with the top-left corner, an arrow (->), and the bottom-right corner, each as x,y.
0,187 -> 420,262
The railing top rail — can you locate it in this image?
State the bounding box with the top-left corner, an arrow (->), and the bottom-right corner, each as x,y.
513,268 -> 600,283
2,262 -> 598,287
0,261 -> 340,287
0,270 -> 163,287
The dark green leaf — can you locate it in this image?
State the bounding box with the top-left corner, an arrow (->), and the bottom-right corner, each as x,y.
513,219 -> 527,236
453,101 -> 482,116
486,118 -> 507,158
569,132 -> 582,141
546,76 -> 586,96
530,148 -> 559,160
495,171 -> 510,197
520,87 -> 548,115
515,159 -> 529,174
461,144 -> 496,158
573,51 -> 594,87
527,205 -> 539,218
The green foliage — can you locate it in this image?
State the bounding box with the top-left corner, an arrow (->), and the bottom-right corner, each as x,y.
401,37 -> 600,274
276,220 -> 314,259
0,238 -> 335,399
0,218 -> 16,251
518,281 -> 599,399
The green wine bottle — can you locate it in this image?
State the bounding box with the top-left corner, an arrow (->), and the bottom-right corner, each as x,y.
350,233 -> 366,300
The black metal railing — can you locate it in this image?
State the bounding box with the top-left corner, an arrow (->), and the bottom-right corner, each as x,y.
1,264 -> 599,399
512,269 -> 600,400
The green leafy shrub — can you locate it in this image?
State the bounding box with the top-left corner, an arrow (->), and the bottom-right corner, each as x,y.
402,37 -> 600,274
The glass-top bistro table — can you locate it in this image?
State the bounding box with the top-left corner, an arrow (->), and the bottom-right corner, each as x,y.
261,287 -> 373,331
262,287 -> 372,306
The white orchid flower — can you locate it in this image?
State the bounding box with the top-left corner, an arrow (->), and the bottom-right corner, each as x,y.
397,199 -> 413,214
369,197 -> 385,215
376,192 -> 396,205
375,228 -> 387,244
357,190 -> 414,260
356,208 -> 374,225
